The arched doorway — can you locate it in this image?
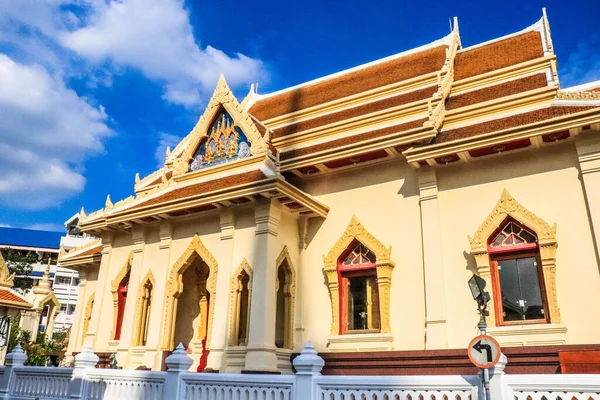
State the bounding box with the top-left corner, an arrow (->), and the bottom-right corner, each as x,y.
162,235 -> 218,371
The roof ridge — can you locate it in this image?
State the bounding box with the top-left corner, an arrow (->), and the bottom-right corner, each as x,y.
458,16 -> 544,53
248,32 -> 454,103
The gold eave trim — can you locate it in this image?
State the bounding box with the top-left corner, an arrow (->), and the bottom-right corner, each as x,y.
445,85 -> 557,126
0,299 -> 32,310
452,56 -> 554,94
81,176 -> 330,231
59,254 -> 102,269
404,108 -> 600,163
272,99 -> 433,148
276,179 -> 330,218
261,71 -> 443,128
280,126 -> 435,171
173,153 -> 269,184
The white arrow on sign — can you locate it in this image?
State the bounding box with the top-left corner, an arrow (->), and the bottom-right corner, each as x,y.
468,335 -> 501,369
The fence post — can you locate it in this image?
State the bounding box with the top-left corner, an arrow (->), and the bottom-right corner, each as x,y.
0,344 -> 26,398
164,343 -> 193,400
68,345 -> 99,399
486,353 -> 508,400
293,342 -> 325,400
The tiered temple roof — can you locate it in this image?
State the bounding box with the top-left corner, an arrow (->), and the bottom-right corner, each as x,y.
76,9 -> 600,235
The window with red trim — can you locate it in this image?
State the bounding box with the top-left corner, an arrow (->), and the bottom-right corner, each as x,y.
114,271 -> 129,340
339,241 -> 380,334
489,219 -> 549,325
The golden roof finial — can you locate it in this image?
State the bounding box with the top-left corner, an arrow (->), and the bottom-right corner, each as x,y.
0,252 -> 15,288
33,259 -> 52,295
135,173 -> 140,184
80,206 -> 86,220
105,194 -> 113,209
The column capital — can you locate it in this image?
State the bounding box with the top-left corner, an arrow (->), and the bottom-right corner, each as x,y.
159,220 -> 173,249
417,166 -> 439,202
220,208 -> 235,241
255,199 -> 281,236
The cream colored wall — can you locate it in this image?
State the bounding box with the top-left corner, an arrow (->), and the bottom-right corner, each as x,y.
298,159 -> 426,352
81,142 -> 600,370
437,144 -> 600,348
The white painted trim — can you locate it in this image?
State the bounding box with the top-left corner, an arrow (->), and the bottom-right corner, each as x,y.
250,33 -> 453,101
458,17 -> 543,53
562,80 -> 600,92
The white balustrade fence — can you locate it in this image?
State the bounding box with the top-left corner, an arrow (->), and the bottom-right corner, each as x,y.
0,343 -> 598,400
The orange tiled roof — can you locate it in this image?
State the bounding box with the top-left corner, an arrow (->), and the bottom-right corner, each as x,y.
280,118 -> 427,161
0,289 -> 31,307
436,106 -> 599,144
250,46 -> 448,121
454,31 -> 544,81
447,73 -> 549,110
129,170 -> 269,210
272,86 -> 437,139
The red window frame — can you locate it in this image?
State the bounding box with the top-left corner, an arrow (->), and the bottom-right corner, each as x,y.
337,241 -> 379,335
114,274 -> 129,340
488,218 -> 550,326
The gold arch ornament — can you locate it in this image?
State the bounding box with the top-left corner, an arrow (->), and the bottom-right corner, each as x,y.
468,189 -> 560,327
110,252 -> 133,339
161,235 -> 218,350
132,269 -> 156,346
228,258 -> 253,346
323,215 -> 395,335
275,246 -> 296,350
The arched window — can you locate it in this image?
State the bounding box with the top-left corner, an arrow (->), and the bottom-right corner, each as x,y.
133,273 -> 154,346
489,219 -> 549,325
229,260 -> 252,347
114,271 -> 129,340
339,241 -> 380,333
275,247 -> 295,350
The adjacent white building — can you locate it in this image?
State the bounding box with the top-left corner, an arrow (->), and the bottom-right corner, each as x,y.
0,214 -> 95,334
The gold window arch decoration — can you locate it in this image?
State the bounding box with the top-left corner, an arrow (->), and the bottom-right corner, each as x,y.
110,252 -> 133,340
132,269 -> 155,346
161,235 -> 218,350
275,246 -> 296,350
468,189 -> 560,327
323,215 -> 395,335
81,293 -> 95,346
228,258 -> 253,346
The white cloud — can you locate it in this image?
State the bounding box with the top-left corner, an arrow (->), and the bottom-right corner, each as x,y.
60,0 -> 267,107
559,35 -> 600,88
0,54 -> 112,209
154,132 -> 183,168
0,224 -> 12,228
26,223 -> 64,232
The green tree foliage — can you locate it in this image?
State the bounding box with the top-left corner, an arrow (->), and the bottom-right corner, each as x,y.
7,312 -> 67,366
0,248 -> 37,290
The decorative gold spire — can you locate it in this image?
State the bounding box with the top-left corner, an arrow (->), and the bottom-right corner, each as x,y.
105,194 -> 113,211
80,206 -> 86,220
135,173 -> 140,184
0,252 -> 15,288
33,259 -> 52,295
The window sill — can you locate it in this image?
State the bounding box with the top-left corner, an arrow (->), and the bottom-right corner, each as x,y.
327,332 -> 394,352
487,323 -> 567,346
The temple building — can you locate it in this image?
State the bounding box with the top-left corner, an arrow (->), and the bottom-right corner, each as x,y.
60,11 -> 600,374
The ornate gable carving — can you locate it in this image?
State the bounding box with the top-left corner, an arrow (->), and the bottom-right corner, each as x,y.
171,75 -> 268,175
323,215 -> 393,271
468,189 -> 557,252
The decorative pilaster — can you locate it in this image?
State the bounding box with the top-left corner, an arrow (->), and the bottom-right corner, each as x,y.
207,209 -> 237,371
576,128 -> 600,266
244,199 -> 281,373
85,232 -> 113,347
417,167 -> 448,348
153,220 -> 173,370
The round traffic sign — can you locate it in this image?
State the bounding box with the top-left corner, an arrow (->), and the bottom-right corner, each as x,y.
468,335 -> 501,369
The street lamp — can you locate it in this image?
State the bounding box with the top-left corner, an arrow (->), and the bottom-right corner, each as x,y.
468,274 -> 490,334
468,274 -> 492,400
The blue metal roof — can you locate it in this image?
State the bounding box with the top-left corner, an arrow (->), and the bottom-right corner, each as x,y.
0,227 -> 63,250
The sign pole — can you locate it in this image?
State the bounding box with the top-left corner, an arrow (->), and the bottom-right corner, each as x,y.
479,313 -> 490,400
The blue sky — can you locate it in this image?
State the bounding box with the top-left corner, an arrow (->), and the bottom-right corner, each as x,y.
0,0 -> 599,232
